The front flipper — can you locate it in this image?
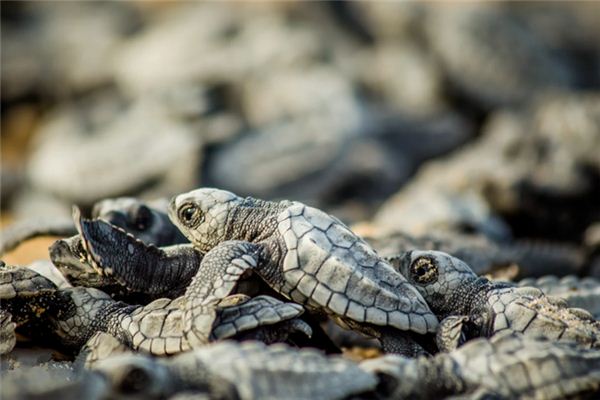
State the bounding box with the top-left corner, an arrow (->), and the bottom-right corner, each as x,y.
75,207 -> 201,297
183,240 -> 264,347
436,315 -> 470,352
211,295 -> 307,341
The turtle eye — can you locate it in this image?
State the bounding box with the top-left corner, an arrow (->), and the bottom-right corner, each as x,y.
179,204 -> 202,227
410,256 -> 438,284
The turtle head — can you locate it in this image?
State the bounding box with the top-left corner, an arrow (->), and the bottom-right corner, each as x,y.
395,250 -> 477,301
169,188 -> 244,252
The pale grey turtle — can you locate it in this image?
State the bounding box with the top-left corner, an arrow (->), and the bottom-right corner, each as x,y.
167,188 -> 438,355
518,275 -> 600,319
92,340 -> 378,400
361,331 -> 600,399
390,250 -> 600,351
76,214 -> 336,353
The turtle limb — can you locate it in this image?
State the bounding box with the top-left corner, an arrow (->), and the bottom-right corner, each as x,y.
182,240 -> 264,347
0,216 -> 76,256
75,208 -> 201,297
436,315 -> 470,352
1,266 -> 135,352
211,295 -> 308,342
0,309 -> 16,355
349,322 -> 428,357
0,263 -> 57,299
233,318 -> 313,346
78,332 -> 132,369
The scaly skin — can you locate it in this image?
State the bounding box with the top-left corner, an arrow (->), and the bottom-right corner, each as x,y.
92,340 -> 377,400
75,207 -> 201,298
361,332 -> 600,399
1,260 -> 308,355
168,188 -> 438,355
391,250 -> 600,350
518,275 -> 600,319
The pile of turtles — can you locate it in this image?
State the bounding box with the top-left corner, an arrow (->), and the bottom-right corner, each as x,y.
2,188 -> 600,399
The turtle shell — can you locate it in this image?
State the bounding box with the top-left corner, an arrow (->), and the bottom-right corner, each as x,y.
277,203 -> 438,334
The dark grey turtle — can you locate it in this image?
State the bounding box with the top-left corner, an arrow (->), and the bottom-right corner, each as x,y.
390,250 -> 600,351
168,188 -> 438,355
73,206 -> 202,299
518,275 -> 600,319
91,197 -> 188,247
92,340 -> 377,400
49,234 -> 122,293
361,331 -> 600,399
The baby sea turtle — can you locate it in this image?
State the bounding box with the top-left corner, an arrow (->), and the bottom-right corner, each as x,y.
167,188 -> 438,355
361,331 -> 600,399
390,250 -> 600,351
92,340 -> 377,400
77,214 -> 338,353
0,262 -> 309,355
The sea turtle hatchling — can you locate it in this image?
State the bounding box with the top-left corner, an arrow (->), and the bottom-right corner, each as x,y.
167,188 -> 439,355
92,340 -> 378,400
0,259 -> 310,355
361,331 -> 600,399
390,250 -> 600,351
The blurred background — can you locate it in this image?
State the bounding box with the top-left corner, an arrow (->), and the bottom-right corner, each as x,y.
1,2 -> 599,268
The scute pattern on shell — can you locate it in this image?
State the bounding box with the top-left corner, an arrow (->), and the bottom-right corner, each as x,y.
278,203 -> 438,334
